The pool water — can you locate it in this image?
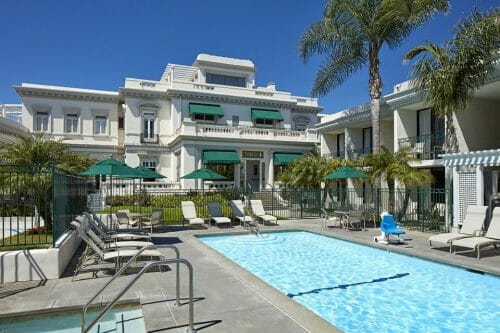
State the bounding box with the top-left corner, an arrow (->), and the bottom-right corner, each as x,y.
200,231 -> 500,332
0,307 -> 146,333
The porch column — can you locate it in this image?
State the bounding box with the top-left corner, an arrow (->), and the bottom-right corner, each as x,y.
266,150 -> 274,189
476,165 -> 484,206
452,166 -> 460,228
234,149 -> 241,188
445,166 -> 453,230
259,160 -> 263,191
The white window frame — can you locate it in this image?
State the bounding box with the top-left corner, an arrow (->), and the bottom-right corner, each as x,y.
293,115 -> 311,131
94,115 -> 108,135
65,114 -> 79,133
142,111 -> 157,141
33,106 -> 51,132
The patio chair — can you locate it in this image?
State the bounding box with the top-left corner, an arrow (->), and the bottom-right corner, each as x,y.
142,209 -> 163,233
429,205 -> 487,252
347,210 -> 364,230
181,201 -> 204,228
320,208 -> 341,229
230,200 -> 257,228
207,201 -> 232,227
374,213 -> 405,244
71,220 -> 163,272
75,216 -> 154,251
250,200 -> 277,225
84,212 -> 151,241
452,209 -> 500,259
115,211 -> 138,227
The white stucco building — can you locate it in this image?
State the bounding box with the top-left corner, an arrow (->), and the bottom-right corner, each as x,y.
317,63 -> 500,228
14,54 -> 321,190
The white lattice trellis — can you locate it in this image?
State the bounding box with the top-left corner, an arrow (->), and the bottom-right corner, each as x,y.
457,171 -> 477,225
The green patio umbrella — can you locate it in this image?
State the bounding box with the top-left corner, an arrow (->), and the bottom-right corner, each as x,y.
180,167 -> 226,180
79,157 -> 142,178
323,166 -> 368,180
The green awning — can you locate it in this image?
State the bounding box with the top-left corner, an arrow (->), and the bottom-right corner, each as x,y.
203,150 -> 240,164
189,103 -> 223,117
273,153 -> 303,166
251,108 -> 283,121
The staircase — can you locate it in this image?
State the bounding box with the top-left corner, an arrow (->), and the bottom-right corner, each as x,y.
250,190 -> 296,218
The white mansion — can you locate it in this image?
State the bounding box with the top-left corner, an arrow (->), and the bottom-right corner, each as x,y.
14,54 -> 321,190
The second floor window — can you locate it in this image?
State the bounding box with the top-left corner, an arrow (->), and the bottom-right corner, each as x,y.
143,112 -> 155,139
206,73 -> 245,87
194,114 -> 215,122
94,115 -> 107,135
36,111 -> 49,131
255,119 -> 274,126
65,114 -> 79,133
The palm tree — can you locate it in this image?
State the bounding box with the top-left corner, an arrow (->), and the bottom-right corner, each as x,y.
404,9 -> 500,153
278,154 -> 341,189
364,145 -> 433,214
299,0 -> 448,156
0,133 -> 94,227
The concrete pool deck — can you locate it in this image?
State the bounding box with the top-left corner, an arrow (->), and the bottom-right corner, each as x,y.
1,219 -> 499,332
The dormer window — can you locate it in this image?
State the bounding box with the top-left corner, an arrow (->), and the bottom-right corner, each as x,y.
206,73 -> 245,87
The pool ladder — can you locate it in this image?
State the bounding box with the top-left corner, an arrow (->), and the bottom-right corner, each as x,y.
80,244 -> 196,333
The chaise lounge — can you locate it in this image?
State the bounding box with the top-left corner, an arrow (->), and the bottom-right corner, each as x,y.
452,209 -> 500,259
429,205 -> 487,252
181,201 -> 205,228
250,200 -> 277,225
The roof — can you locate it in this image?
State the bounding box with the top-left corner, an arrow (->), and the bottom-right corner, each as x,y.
441,149 -> 500,167
193,54 -> 255,71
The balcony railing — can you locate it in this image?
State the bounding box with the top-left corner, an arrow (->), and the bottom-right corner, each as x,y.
140,133 -> 159,144
398,134 -> 445,160
346,148 -> 372,159
175,123 -> 318,143
322,151 -> 345,160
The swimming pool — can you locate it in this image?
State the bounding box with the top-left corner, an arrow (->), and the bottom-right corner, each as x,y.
0,307 -> 146,333
199,231 -> 500,332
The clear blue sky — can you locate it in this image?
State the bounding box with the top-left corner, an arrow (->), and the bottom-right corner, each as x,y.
0,0 -> 497,114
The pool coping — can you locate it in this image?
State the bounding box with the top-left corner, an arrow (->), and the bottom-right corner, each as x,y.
190,229 -> 341,333
0,298 -> 141,321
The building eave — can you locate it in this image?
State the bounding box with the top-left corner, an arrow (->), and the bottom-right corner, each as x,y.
441,149 -> 500,167
14,85 -> 119,103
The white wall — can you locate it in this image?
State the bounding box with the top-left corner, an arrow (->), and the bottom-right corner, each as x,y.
21,96 -> 119,147
0,229 -> 81,282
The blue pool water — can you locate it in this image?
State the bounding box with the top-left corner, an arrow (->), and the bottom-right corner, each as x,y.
200,231 -> 500,332
0,307 -> 146,333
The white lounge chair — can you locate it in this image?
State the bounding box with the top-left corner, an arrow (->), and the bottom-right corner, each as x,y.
250,200 -> 277,225
230,200 -> 257,227
452,209 -> 500,259
207,201 -> 232,227
75,216 -> 154,251
181,201 -> 204,228
429,205 -> 487,252
84,212 -> 151,241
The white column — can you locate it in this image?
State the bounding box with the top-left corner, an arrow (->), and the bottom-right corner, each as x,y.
452,166 -> 460,228
476,165 -> 484,206
445,165 -> 453,230
259,160 -> 263,191
266,151 -> 274,189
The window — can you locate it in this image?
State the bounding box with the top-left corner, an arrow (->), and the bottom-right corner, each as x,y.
232,115 -> 239,127
362,127 -> 372,154
294,116 -> 310,131
206,73 -> 245,87
142,112 -> 155,139
65,114 -> 79,133
35,111 -> 49,131
94,115 -> 107,135
336,133 -> 345,157
118,117 -> 124,130
142,160 -> 157,171
193,113 -> 215,122
255,119 -> 274,126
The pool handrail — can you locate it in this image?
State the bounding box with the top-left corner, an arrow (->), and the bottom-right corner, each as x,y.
81,244 -> 184,332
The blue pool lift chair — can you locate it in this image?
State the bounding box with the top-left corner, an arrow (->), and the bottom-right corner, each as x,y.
374,213 -> 406,244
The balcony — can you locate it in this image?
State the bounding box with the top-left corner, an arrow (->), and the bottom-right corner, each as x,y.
322,151 -> 345,160
346,148 -> 372,159
140,133 -> 159,144
174,122 -> 318,143
398,134 -> 445,160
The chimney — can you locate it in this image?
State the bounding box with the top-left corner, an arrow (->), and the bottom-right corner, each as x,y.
266,82 -> 276,91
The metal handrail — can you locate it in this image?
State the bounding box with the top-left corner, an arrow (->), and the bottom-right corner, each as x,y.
82,257 -> 196,333
81,244 -> 181,332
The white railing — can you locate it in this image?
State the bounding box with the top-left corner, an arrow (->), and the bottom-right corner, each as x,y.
176,123 -> 318,142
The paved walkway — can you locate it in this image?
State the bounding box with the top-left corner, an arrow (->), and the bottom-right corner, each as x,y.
0,219 -> 499,332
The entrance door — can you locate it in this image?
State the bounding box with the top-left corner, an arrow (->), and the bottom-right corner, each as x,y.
245,160 -> 262,191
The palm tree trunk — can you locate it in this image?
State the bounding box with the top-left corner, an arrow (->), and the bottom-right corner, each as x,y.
444,112 -> 458,153
369,45 -> 382,155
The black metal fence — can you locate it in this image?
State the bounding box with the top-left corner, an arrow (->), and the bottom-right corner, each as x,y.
0,164 -> 87,249
93,180 -> 450,233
